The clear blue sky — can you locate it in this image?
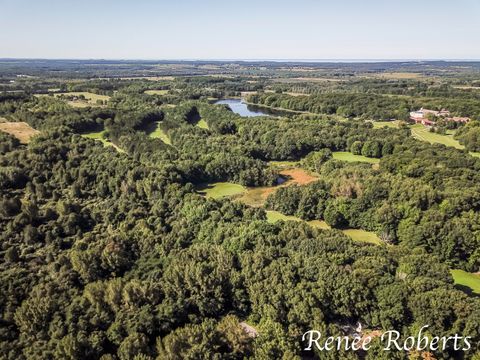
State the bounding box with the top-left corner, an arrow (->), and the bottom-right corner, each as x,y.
1,0 -> 479,60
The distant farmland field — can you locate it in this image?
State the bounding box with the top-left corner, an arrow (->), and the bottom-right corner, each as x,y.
51,92 -> 110,107
373,72 -> 425,80
145,90 -> 169,95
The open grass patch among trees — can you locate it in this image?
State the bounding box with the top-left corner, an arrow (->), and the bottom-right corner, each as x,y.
342,229 -> 382,245
451,270 -> 480,295
148,122 -> 172,145
411,124 -> 465,149
197,182 -> 246,199
82,130 -> 124,152
332,151 -> 380,164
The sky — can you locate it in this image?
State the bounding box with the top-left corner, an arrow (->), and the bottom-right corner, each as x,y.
0,0 -> 479,60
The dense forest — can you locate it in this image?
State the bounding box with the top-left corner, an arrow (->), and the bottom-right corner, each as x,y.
1,61 -> 480,359
247,92 -> 480,120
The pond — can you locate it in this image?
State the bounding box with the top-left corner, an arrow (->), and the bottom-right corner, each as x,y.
215,99 -> 272,117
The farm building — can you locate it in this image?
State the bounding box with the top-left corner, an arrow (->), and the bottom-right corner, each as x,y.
410,108 -> 470,126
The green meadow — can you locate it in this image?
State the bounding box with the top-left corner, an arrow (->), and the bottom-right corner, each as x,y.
266,210 -> 303,223
148,122 -> 172,145
410,124 -> 480,157
411,124 -> 464,149
451,269 -> 480,295
197,182 -> 246,199
342,229 -> 382,245
372,120 -> 402,129
196,119 -> 209,130
266,211 -> 381,244
82,131 -> 124,153
332,151 -> 380,164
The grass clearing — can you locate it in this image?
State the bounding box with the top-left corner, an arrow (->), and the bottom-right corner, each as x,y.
237,187 -> 274,207
451,270 -> 480,295
148,122 -> 172,145
332,152 -> 380,164
267,211 -> 379,244
82,130 -> 124,153
55,92 -> 110,103
237,167 -> 318,207
145,90 -> 169,95
37,91 -> 111,108
342,229 -> 382,245
308,220 -> 331,230
0,121 -> 39,143
266,211 -> 303,223
279,168 -> 318,185
371,120 -> 402,129
266,210 -> 330,229
369,72 -> 424,80
83,130 -> 107,143
197,182 -> 246,199
269,160 -> 300,168
196,119 -> 209,130
410,124 -> 480,157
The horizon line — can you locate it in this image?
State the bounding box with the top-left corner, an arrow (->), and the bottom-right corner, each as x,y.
2,58 -> 480,63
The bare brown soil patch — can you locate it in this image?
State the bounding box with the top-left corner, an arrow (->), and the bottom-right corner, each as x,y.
237,168 -> 319,207
280,168 -> 318,185
0,121 -> 39,143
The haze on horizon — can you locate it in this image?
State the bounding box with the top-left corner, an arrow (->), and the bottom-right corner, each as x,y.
1,0 -> 479,60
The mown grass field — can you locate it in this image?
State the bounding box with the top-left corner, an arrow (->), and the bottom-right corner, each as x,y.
332,151 -> 380,164
197,182 -> 246,199
411,124 -> 464,149
410,124 -> 480,157
148,122 -> 172,145
0,121 -> 39,143
451,270 -> 480,295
